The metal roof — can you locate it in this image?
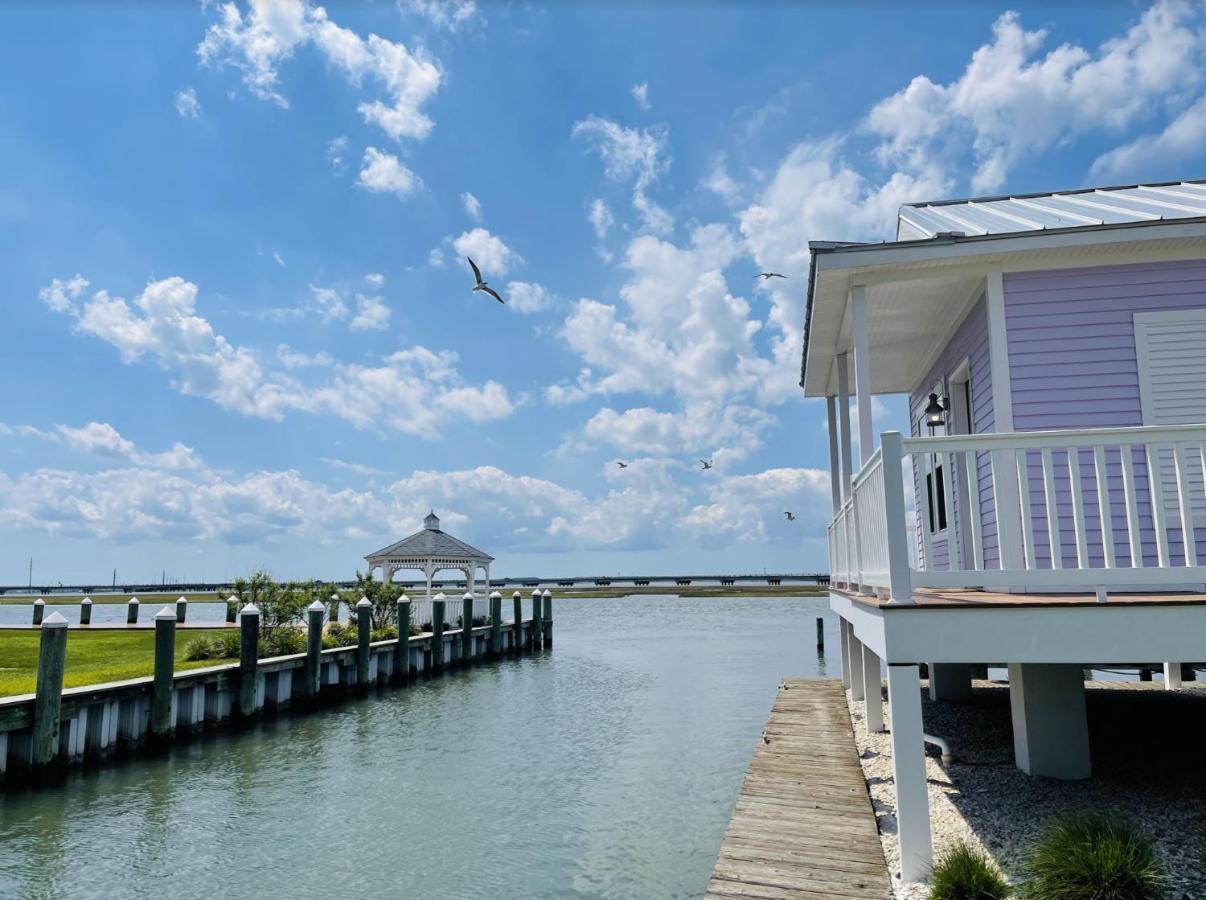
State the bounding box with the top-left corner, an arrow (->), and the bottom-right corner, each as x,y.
366,512 -> 493,562
898,179 -> 1206,240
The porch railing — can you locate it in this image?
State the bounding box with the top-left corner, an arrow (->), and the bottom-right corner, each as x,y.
830,424 -> 1206,600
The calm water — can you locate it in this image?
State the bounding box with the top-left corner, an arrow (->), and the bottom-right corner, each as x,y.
0,596 -> 838,900
0,603 -> 229,627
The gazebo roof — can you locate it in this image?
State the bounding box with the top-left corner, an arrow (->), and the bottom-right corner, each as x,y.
366,512 -> 494,563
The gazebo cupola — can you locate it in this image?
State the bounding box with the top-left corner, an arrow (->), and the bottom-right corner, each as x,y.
365,511 -> 494,599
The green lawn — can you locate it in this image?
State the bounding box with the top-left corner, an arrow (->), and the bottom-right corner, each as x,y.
0,628 -> 236,697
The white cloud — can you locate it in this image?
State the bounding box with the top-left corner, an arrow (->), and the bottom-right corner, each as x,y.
583,402 -> 774,462
505,281 -> 549,315
452,228 -> 519,275
175,86 -> 201,119
357,147 -> 421,199
364,272 -> 385,288
573,115 -> 673,235
272,251 -> 286,267
350,294 -> 391,331
327,135 -> 349,171
631,82 -> 650,111
680,467 -> 831,545
588,198 -> 614,239
461,191 -> 482,221
702,161 -> 741,204
276,344 -> 334,368
43,275 -> 513,438
322,457 -> 388,477
56,422 -> 204,470
199,0 -> 442,142
428,246 -> 446,268
1091,95 -> 1206,181
399,0 -> 480,31
866,2 -> 1206,192
310,284 -> 350,321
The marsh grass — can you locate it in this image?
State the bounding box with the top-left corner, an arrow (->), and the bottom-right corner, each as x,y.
929,842 -> 1011,900
1020,813 -> 1166,900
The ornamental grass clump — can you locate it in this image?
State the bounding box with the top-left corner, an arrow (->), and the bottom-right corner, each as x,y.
1020,813 -> 1165,900
928,842 -> 1010,900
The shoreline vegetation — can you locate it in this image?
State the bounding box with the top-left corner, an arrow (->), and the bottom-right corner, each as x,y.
0,584 -> 827,604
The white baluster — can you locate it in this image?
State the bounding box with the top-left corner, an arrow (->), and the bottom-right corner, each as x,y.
964,449 -> 984,570
1147,442 -> 1171,567
1120,443 -> 1143,568
1093,445 -> 1115,569
1041,447 -> 1062,570
1016,450 -> 1036,570
1174,441 -> 1197,566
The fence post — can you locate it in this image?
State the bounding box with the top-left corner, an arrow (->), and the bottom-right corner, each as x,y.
32,612 -> 69,768
512,591 -> 523,654
238,603 -> 260,718
489,592 -> 502,658
225,595 -> 237,624
396,595 -> 411,682
306,600 -> 324,700
542,589 -> 553,649
531,590 -> 543,650
461,592 -> 474,664
151,607 -> 176,741
127,596 -> 140,625
32,598 -> 45,626
176,596 -> 188,624
879,431 -> 914,604
431,595 -> 446,671
328,593 -> 341,627
356,597 -> 372,690
79,596 -> 92,626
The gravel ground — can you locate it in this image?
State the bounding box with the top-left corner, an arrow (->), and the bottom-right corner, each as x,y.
848,679 -> 1206,899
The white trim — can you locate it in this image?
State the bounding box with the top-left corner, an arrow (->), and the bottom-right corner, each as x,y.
904,422 -> 1206,453
851,285 -> 874,466
837,353 -> 853,501
913,565 -> 1206,589
985,272 -> 1023,572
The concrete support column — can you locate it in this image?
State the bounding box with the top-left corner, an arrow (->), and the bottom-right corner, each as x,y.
1163,662 -> 1183,690
861,643 -> 883,733
847,632 -> 865,701
1007,663 -> 1090,779
838,619 -> 851,689
929,663 -> 974,701
886,664 -> 932,883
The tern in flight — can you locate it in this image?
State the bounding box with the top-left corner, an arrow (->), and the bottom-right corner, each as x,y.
467,257 -> 505,303
784,511 -> 796,521
758,272 -> 788,280
616,461 -> 629,469
700,458 -> 713,470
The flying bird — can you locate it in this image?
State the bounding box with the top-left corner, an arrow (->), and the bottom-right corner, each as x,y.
700,458 -> 713,470
467,256 -> 505,304
616,461 -> 629,469
784,511 -> 796,521
758,272 -> 788,280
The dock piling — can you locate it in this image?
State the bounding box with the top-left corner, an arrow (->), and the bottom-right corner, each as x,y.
79,596 -> 92,626
542,589 -> 553,648
531,590 -> 542,650
176,596 -> 188,624
431,595 -> 446,671
32,599 -> 44,626
151,607 -> 176,740
32,612 -> 69,768
225,596 -> 237,624
127,597 -> 140,625
396,596 -> 411,681
306,600 -> 324,699
816,616 -> 824,653
489,591 -> 502,658
461,593 -> 474,664
356,597 -> 372,689
238,603 -> 260,718
512,591 -> 522,654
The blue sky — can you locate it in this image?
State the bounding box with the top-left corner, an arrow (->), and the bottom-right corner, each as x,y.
2,0 -> 1204,584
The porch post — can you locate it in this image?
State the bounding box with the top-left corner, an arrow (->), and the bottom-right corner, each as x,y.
1007,663 -> 1090,779
836,353 -> 853,501
861,643 -> 883,733
879,431 -> 913,603
985,271 -> 1024,571
1163,662 -> 1183,690
847,632 -> 865,701
929,664 -> 974,701
886,664 -> 932,882
851,284 -> 873,467
826,396 -> 842,513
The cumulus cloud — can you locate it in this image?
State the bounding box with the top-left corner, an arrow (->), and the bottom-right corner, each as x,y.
357,147 -> 421,199
350,294 -> 391,331
42,274 -> 512,438
56,422 -> 204,470
505,281 -> 550,315
452,228 -> 519,275
364,272 -> 385,288
631,82 -> 650,111
198,0 -> 442,142
1091,95 -> 1206,180
680,467 -> 831,545
175,86 -> 201,119
461,191 -> 482,221
573,115 -> 673,235
399,0 -> 479,31
588,198 -> 614,239
327,135 -> 349,171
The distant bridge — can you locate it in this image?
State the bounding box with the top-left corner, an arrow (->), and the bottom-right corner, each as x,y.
0,573 -> 829,596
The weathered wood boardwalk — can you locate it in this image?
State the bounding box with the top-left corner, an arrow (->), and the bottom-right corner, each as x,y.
705,678 -> 892,900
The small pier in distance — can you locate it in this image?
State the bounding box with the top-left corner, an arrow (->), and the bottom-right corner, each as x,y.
706,678 -> 891,900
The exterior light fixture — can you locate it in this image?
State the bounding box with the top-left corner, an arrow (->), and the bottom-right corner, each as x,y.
924,393 -> 948,434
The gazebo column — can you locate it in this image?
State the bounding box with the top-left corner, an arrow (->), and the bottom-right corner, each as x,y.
425,562 -> 435,600
465,566 -> 476,598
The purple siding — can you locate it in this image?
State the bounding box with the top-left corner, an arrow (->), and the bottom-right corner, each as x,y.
910,294 -> 996,569
1004,259 -> 1206,567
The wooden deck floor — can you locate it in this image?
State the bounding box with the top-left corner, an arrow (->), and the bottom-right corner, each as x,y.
705,678 -> 891,900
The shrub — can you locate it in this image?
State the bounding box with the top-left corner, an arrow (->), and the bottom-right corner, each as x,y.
183,632 -> 242,662
184,636 -> 218,661
1020,814 -> 1165,900
929,843 -> 1010,900
261,627 -> 305,658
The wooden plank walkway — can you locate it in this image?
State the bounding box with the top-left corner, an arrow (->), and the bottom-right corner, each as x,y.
705,678 -> 892,900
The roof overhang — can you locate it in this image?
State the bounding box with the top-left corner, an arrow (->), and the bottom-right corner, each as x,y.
801,217 -> 1206,398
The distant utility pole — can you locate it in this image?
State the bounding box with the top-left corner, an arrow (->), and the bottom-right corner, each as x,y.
112,568 -> 117,588
28,556 -> 32,589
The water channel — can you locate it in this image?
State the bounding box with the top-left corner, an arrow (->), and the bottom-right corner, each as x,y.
0,595 -> 836,899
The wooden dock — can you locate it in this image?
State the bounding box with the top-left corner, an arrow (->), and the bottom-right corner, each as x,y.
705,678 -> 892,899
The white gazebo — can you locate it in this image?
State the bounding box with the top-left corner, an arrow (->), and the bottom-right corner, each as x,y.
365,511 -> 493,599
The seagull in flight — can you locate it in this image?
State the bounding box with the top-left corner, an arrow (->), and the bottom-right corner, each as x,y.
700,458 -> 713,470
467,257 -> 504,304
616,461 -> 629,469
784,511 -> 796,521
758,272 -> 788,280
